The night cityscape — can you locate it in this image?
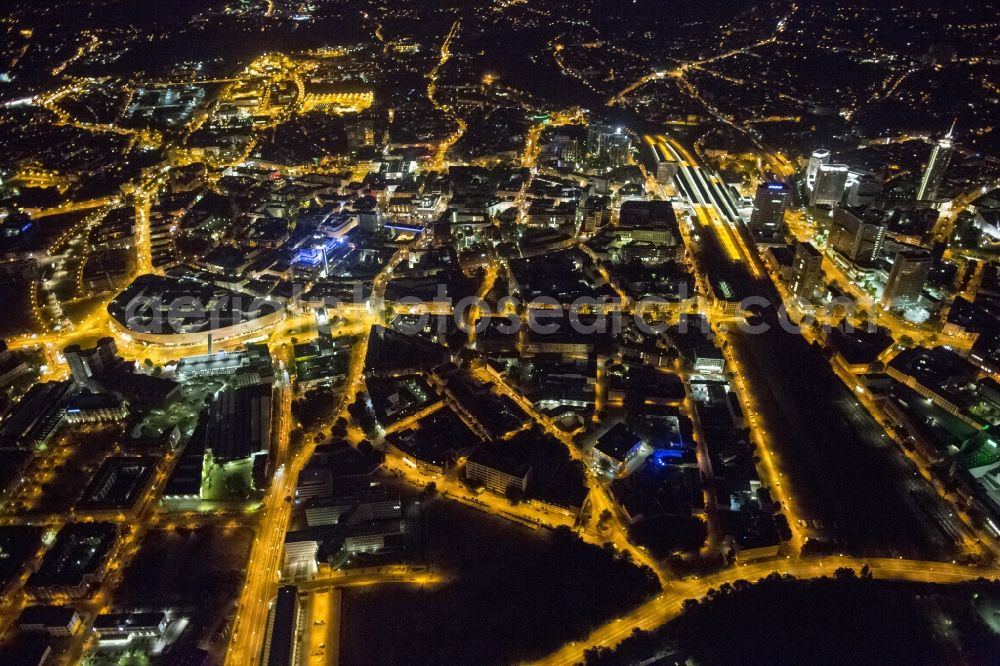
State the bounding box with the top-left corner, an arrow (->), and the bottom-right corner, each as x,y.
2,1 -> 1000,664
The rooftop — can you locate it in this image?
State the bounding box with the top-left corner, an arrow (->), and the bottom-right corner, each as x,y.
595,423 -> 643,461
27,522 -> 118,591
77,456 -> 158,511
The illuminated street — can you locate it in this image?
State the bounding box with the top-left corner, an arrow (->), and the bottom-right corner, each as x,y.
2,1 -> 1000,664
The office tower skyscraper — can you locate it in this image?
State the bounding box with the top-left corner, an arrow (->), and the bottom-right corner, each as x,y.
810,163 -> 849,207
749,182 -> 791,239
791,242 -> 823,299
829,208 -> 887,266
916,121 -> 956,202
806,149 -> 831,189
881,250 -> 932,308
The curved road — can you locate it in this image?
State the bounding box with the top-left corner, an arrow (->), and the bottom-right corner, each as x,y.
527,556 -> 998,666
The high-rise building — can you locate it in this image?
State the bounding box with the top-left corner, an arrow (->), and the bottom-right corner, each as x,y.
881,250 -> 932,308
605,132 -> 630,168
829,208 -> 887,266
806,149 -> 831,189
63,337 -> 121,388
916,122 -> 955,201
586,124 -> 609,158
578,195 -> 610,233
345,116 -> 376,151
587,124 -> 631,168
749,182 -> 791,239
790,242 -> 823,299
844,169 -> 883,207
550,133 -> 580,164
809,164 -> 849,207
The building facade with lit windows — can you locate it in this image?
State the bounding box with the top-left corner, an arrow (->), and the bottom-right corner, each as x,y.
749,182 -> 791,240
790,242 -> 823,299
881,249 -> 932,309
917,124 -> 955,201
466,448 -> 531,496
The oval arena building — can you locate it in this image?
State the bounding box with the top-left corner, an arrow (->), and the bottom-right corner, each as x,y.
108,274 -> 285,347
